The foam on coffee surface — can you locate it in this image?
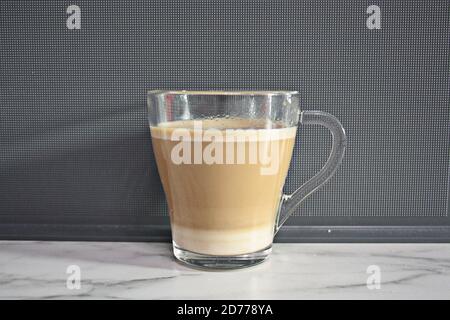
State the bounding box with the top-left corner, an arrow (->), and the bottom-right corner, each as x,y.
151,118 -> 297,141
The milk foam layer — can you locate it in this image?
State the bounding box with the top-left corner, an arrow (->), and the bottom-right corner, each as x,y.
151,118 -> 297,141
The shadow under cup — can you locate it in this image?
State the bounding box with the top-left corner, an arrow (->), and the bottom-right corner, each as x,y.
147,90 -> 346,270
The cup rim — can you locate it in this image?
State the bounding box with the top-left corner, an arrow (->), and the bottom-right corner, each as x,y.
147,90 -> 299,96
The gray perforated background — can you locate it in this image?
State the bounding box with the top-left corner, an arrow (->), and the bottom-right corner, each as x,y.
1,0 -> 449,241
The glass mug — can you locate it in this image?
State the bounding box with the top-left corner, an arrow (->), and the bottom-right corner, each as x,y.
147,90 -> 346,269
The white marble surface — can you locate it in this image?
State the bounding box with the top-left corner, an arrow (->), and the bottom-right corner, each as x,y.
0,241 -> 449,299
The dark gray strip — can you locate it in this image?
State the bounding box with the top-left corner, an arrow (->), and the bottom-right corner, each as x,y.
0,224 -> 448,242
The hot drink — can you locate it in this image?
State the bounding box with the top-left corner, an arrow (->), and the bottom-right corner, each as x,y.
151,118 -> 296,255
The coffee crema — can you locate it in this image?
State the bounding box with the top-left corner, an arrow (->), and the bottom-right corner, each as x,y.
151,118 -> 297,255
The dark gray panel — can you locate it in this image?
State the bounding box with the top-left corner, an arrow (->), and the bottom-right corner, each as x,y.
0,0 -> 449,241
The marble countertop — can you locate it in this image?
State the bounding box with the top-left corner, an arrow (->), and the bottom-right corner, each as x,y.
0,241 -> 449,299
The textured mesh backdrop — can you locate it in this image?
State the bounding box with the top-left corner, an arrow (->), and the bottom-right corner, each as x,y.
0,0 -> 449,239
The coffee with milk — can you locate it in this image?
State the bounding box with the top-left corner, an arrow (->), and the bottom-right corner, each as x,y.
151,118 -> 296,255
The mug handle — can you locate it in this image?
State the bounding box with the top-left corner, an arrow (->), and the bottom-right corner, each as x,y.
275,110 -> 347,233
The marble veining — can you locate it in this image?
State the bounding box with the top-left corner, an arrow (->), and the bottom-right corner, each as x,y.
0,241 -> 449,299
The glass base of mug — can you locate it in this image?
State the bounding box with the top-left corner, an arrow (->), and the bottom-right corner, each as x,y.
173,242 -> 272,270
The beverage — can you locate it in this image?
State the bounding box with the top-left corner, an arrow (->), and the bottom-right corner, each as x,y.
150,118 -> 297,255
147,90 -> 346,269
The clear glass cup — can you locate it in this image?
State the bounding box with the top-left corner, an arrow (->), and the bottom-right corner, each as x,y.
147,90 -> 346,270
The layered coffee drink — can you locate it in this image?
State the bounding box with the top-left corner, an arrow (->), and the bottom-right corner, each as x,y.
151,118 -> 296,256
